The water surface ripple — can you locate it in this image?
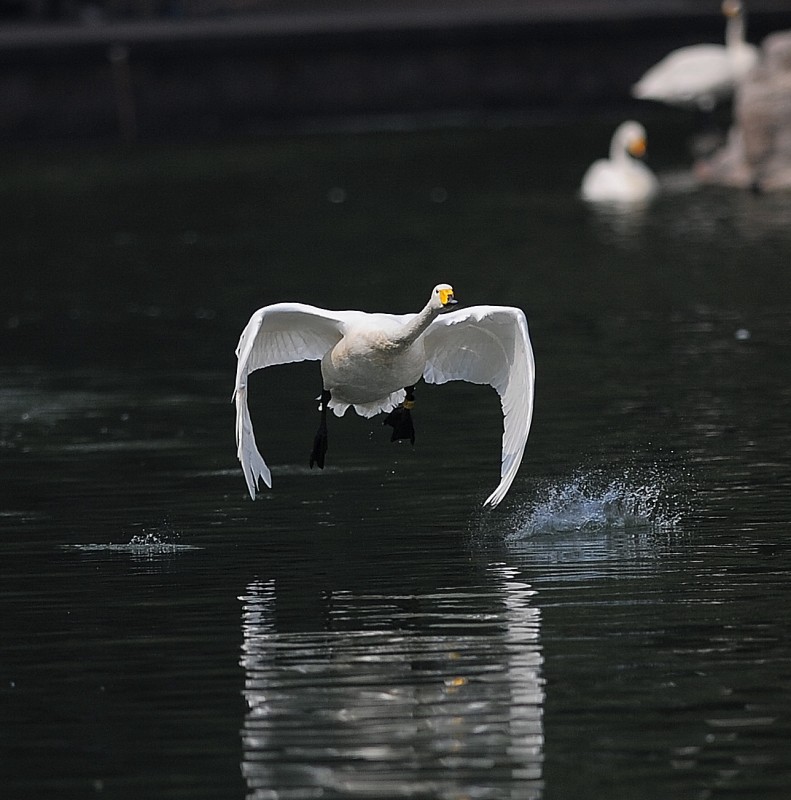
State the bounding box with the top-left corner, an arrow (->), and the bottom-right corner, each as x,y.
2,122 -> 791,800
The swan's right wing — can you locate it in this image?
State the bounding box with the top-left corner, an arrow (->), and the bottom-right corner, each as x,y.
422,305 -> 535,508
233,303 -> 347,499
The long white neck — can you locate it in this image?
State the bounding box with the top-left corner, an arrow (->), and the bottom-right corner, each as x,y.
610,138 -> 625,163
726,11 -> 746,50
611,134 -> 632,163
395,302 -> 441,347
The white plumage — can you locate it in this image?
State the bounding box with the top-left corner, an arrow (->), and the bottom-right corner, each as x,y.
233,284 -> 535,508
581,121 -> 659,204
632,0 -> 758,111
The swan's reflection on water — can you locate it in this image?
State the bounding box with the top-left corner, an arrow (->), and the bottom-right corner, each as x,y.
239,563 -> 543,799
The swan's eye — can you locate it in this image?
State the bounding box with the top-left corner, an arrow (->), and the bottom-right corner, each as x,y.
439,288 -> 455,306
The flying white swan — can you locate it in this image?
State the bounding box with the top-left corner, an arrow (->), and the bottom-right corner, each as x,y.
580,120 -> 659,204
632,0 -> 758,111
233,284 -> 535,508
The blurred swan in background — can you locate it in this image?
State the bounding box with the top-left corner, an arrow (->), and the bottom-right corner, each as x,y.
234,284 -> 535,508
580,121 -> 659,204
632,0 -> 758,111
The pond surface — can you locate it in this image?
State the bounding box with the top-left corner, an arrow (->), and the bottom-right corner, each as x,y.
2,118 -> 791,799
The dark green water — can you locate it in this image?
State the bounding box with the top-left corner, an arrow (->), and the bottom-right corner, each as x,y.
2,119 -> 791,799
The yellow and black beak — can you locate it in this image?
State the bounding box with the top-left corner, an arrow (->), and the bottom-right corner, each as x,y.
439,287 -> 457,308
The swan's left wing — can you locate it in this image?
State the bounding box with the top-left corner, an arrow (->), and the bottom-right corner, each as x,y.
422,305 -> 535,508
233,302 -> 350,499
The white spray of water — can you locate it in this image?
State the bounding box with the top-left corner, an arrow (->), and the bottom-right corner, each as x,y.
63,529 -> 200,554
507,467 -> 684,540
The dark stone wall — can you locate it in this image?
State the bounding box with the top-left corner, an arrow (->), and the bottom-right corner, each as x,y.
1,7 -> 790,144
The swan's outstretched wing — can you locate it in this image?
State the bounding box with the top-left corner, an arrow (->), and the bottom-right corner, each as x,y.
632,45 -> 733,108
233,303 -> 347,499
422,305 -> 535,508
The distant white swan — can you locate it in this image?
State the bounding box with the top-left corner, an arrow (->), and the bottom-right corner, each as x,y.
234,284 -> 535,508
580,121 -> 659,204
632,0 -> 758,111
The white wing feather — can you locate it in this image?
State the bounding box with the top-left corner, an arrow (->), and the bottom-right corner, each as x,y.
422,305 -> 535,507
233,303 -> 347,499
633,46 -> 730,103
632,43 -> 756,109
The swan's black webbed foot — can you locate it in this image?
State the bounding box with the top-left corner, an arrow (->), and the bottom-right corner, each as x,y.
383,386 -> 416,444
310,389 -> 331,469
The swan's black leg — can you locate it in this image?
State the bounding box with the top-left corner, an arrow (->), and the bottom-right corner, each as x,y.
383,385 -> 415,444
310,389 -> 331,469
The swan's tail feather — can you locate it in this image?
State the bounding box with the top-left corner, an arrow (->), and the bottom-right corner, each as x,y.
234,386 -> 271,499
343,389 -> 405,419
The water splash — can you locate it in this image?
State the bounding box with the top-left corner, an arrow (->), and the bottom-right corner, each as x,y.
63,531 -> 200,555
507,468 -> 684,541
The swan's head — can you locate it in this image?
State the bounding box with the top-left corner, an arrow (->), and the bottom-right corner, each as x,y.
722,0 -> 743,19
430,283 -> 457,311
615,120 -> 648,159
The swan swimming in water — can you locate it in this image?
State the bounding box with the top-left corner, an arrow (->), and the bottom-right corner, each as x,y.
580,121 -> 659,204
632,0 -> 758,111
234,284 -> 535,508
